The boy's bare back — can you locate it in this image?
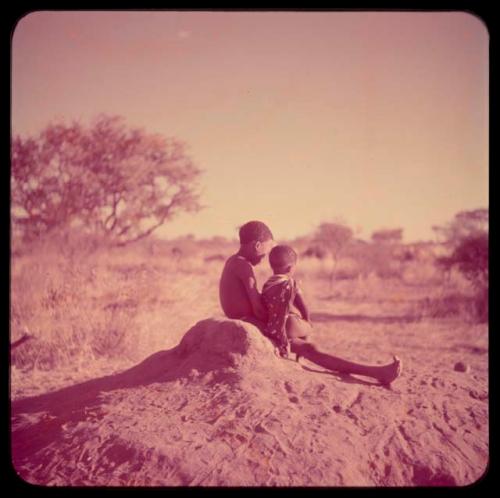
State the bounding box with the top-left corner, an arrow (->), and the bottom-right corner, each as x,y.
219,254 -> 255,319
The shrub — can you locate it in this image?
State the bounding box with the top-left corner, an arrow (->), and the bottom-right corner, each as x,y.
414,292 -> 487,323
450,233 -> 488,291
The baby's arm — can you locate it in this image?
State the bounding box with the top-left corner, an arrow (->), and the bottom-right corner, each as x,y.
293,290 -> 310,322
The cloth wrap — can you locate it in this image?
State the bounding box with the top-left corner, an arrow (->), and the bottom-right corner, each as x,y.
261,274 -> 299,356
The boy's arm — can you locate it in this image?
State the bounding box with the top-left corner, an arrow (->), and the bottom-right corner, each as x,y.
237,262 -> 268,322
293,289 -> 310,322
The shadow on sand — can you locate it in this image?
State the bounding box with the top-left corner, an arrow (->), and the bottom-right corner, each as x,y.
12,319 -> 251,422
12,316 -> 394,422
12,345 -> 185,419
11,344 -> 190,465
310,311 -> 421,325
11,320 -> 246,464
11,317 -> 398,469
300,365 -> 385,388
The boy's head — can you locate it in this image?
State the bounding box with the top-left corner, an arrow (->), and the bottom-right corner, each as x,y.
238,220 -> 274,266
269,245 -> 298,274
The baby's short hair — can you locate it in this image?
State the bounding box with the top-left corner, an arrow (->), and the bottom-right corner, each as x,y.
238,220 -> 273,244
269,245 -> 297,271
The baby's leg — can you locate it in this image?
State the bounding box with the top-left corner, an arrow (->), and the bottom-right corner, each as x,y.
289,338 -> 401,385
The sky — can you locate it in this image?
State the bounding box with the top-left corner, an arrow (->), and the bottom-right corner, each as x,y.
12,11 -> 489,242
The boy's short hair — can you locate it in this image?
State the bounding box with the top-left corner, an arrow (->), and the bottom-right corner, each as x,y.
238,220 -> 273,244
269,245 -> 297,270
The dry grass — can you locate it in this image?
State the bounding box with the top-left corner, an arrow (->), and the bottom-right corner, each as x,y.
10,234 -> 486,388
11,238 -> 222,375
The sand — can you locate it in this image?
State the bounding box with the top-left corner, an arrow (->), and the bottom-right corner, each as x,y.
11,316 -> 488,487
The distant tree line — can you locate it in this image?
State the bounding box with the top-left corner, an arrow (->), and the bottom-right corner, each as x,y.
305,209 -> 487,321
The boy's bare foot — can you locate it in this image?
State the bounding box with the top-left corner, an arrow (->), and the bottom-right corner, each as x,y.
378,355 -> 402,386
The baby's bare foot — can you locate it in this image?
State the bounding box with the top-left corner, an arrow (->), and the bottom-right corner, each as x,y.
378,355 -> 402,386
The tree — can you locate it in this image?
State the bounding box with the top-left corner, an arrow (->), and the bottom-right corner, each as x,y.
302,245 -> 328,259
371,228 -> 403,244
432,210 -> 488,322
11,115 -> 203,246
369,228 -> 405,278
450,233 -> 488,291
313,222 -> 353,287
451,233 -> 488,322
432,208 -> 488,283
432,209 -> 488,248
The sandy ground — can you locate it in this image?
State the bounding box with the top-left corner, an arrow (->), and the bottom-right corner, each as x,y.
11,307 -> 488,487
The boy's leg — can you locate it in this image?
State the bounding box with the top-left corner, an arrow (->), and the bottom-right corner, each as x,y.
290,338 -> 401,385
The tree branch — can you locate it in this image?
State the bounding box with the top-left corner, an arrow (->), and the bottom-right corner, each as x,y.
115,217 -> 167,247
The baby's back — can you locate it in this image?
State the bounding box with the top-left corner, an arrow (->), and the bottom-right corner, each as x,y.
262,275 -> 311,340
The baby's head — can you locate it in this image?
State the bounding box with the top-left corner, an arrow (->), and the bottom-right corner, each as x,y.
238,220 -> 274,266
269,245 -> 298,275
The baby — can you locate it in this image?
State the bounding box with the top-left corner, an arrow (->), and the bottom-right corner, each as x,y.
261,245 -> 312,359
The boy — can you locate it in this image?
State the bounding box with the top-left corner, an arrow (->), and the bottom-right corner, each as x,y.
219,220 -> 274,329
261,244 -> 402,386
219,225 -> 402,386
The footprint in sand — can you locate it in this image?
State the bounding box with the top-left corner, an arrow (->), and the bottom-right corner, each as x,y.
468,390 -> 487,401
431,377 -> 445,389
283,381 -> 299,404
254,423 -> 268,434
235,406 -> 248,418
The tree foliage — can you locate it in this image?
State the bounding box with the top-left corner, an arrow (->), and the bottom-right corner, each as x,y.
432,209 -> 488,247
432,209 -> 488,287
371,228 -> 403,244
11,115 -> 202,246
313,222 -> 354,287
314,222 -> 353,260
450,233 -> 488,291
433,210 -> 488,322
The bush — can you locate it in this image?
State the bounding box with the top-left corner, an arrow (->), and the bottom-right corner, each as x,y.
450,233 -> 488,291
414,291 -> 487,323
441,233 -> 488,323
473,287 -> 488,323
403,261 -> 442,286
376,265 -> 403,280
334,268 -> 361,280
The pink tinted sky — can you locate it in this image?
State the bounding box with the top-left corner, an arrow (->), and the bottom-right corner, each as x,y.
12,11 -> 488,242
